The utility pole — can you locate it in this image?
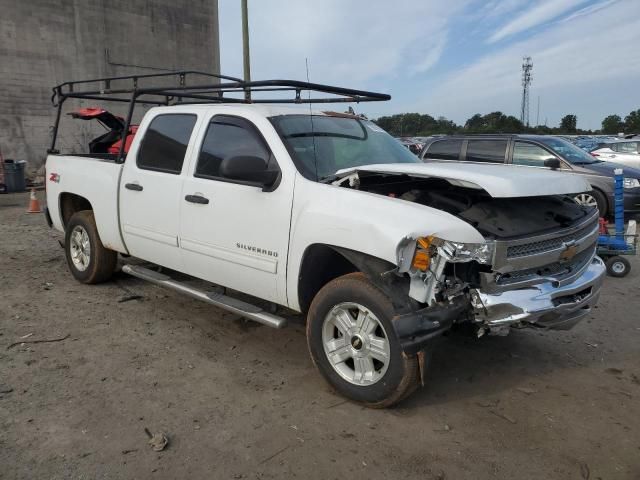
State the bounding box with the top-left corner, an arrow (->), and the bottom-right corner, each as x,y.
241,0 -> 251,100
520,56 -> 533,127
536,95 -> 540,126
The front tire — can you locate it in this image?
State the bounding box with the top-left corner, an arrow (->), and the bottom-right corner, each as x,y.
574,189 -> 607,216
306,273 -> 419,408
64,210 -> 117,284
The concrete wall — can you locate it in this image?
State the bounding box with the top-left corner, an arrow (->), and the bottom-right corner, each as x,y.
0,0 -> 220,172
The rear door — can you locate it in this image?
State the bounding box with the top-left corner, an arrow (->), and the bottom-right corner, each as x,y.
120,112 -> 199,271
421,138 -> 463,162
463,139 -> 509,164
179,114 -> 294,305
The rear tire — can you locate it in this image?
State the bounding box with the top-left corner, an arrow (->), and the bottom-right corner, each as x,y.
605,256 -> 630,277
64,210 -> 117,284
306,272 -> 419,408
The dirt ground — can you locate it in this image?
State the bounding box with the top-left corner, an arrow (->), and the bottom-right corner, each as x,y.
1,191 -> 639,480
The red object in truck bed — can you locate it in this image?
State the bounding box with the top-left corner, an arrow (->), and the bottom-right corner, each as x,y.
68,107 -> 137,155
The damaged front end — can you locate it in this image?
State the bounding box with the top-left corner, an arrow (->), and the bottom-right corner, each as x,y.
393,209 -> 606,353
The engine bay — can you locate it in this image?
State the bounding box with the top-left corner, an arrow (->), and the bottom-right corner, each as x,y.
339,172 -> 592,240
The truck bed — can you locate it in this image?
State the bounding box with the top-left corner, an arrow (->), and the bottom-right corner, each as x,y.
45,154 -> 127,253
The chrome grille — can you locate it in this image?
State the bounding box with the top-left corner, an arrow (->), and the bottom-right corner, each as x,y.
497,244 -> 595,285
506,222 -> 597,259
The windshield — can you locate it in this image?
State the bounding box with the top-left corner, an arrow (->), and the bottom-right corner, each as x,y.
537,137 -> 600,165
270,114 -> 421,180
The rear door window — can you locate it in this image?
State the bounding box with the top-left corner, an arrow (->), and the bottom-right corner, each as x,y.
465,139 -> 508,163
512,141 -> 553,167
137,114 -> 197,174
425,139 -> 462,160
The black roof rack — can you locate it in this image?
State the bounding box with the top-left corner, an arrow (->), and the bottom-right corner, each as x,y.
49,70 -> 391,161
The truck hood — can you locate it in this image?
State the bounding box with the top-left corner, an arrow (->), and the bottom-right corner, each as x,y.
334,162 -> 591,198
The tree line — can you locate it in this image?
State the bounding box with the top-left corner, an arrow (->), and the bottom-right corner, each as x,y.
373,109 -> 640,137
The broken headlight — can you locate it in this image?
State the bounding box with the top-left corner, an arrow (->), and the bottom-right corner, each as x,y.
404,236 -> 494,271
438,240 -> 494,265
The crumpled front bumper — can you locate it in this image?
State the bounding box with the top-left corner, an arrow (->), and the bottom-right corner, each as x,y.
471,256 -> 606,333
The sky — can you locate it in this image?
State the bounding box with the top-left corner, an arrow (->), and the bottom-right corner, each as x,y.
218,0 -> 640,130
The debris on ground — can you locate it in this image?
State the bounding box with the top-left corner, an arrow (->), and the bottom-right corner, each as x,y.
516,387 -> 537,395
0,384 -> 14,395
580,461 -> 590,479
7,333 -> 70,350
144,428 -> 169,452
118,294 -> 143,303
489,410 -> 517,424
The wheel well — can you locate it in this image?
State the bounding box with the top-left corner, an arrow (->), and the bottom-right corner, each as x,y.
298,245 -> 358,313
592,187 -> 609,215
59,193 -> 93,228
297,245 -> 415,315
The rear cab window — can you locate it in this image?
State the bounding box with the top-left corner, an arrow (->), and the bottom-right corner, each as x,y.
424,139 -> 463,160
465,139 -> 508,163
137,114 -> 197,174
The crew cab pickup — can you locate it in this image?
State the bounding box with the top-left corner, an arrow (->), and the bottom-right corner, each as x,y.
45,77 -> 606,407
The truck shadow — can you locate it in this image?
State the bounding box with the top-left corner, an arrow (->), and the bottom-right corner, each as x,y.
400,327 -> 594,409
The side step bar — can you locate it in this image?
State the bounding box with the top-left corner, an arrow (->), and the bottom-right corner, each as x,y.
121,264 -> 287,329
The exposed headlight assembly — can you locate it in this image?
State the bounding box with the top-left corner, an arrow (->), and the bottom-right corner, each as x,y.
623,177 -> 640,189
407,236 -> 494,271
438,240 -> 494,264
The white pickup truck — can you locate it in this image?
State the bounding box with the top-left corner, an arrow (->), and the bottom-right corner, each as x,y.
44,75 -> 606,407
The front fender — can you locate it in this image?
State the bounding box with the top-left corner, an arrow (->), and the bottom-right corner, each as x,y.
285,175 -> 483,310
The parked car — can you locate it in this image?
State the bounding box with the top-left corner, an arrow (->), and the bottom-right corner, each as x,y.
591,140 -> 640,170
396,137 -> 424,155
45,74 -> 606,407
419,134 -> 640,217
572,136 -> 614,152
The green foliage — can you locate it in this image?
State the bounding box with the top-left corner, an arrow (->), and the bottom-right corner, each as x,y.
373,113 -> 459,136
560,114 -> 577,133
464,111 -> 524,133
601,115 -> 624,134
624,109 -> 640,134
372,108 -> 639,136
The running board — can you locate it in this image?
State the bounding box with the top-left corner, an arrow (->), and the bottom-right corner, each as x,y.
121,264 -> 287,329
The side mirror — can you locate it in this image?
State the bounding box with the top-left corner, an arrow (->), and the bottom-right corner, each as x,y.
544,157 -> 561,170
219,155 -> 279,187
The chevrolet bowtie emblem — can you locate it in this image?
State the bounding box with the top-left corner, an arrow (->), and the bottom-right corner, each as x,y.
559,242 -> 578,262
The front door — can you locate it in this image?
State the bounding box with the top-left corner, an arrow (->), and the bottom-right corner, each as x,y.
120,113 -> 199,271
179,115 -> 294,305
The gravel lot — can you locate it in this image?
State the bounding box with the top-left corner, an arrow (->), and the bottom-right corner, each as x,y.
1,191 -> 639,479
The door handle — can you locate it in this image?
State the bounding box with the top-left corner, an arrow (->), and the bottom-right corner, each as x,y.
610,154 -> 616,158
185,194 -> 209,205
125,183 -> 143,191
